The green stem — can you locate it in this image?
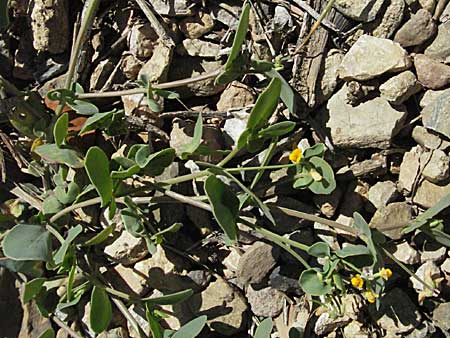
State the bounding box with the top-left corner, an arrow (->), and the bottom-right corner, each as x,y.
252,224 -> 310,252
217,146 -> 241,167
111,297 -> 149,338
341,259 -> 362,275
160,170 -> 208,185
46,224 -> 65,244
250,138 -> 278,190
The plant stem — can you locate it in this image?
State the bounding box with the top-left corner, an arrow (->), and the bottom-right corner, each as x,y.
251,224 -> 310,251
217,146 -> 241,167
161,170 -> 208,185
250,138 -> 278,190
51,315 -> 84,338
112,297 -> 149,338
46,224 -> 65,244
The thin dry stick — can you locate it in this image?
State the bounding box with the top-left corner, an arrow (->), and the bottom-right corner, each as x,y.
51,316 -> 84,338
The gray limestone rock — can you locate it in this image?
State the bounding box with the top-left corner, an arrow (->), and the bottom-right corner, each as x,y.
380,70 -> 421,104
394,9 -> 436,47
369,202 -> 412,239
246,285 -> 284,317
414,180 -> 450,208
421,149 -> 450,183
334,0 -> 386,22
368,181 -> 399,210
104,230 -> 148,265
425,21 -> 450,63
421,89 -> 450,138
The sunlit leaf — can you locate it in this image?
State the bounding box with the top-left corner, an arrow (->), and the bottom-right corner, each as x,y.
299,268 -> 331,296
254,318 -> 273,338
35,144 -> 84,168
79,110 -> 115,135
90,286 -> 112,334
67,99 -> 99,116
85,146 -> 113,207
172,315 -> 207,338
23,278 -> 46,303
53,113 -> 69,147
307,157 -> 336,195
53,224 -> 83,265
143,289 -> 193,305
180,113 -> 203,159
84,224 -> 115,246
307,242 -> 330,258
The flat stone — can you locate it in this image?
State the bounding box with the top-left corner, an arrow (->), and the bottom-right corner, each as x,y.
128,24 -> 158,59
394,9 -> 436,47
314,312 -> 350,336
380,70 -> 421,104
223,110 -> 249,148
370,288 -> 421,335
30,0 -> 69,53
419,88 -> 450,108
371,0 -> 405,38
398,146 -> 422,194
151,0 -> 193,17
414,179 -> 450,208
236,241 -> 278,285
425,21 -> 450,63
421,149 -> 450,183
321,84 -> 407,149
314,222 -> 340,251
107,264 -> 148,296
368,181 -> 399,210
104,230 -> 148,265
138,43 -> 173,84
410,261 -> 440,291
433,302 -> 450,333
421,245 -> 447,263
216,81 -> 255,111
246,285 -> 284,317
120,54 -> 143,80
442,257 -> 450,274
180,39 -> 221,58
421,89 -> 450,138
386,241 -> 420,265
89,59 -> 114,91
337,35 -> 411,81
179,11 -> 214,39
191,277 -> 247,336
369,202 -> 412,239
412,125 -> 450,150
334,0 -> 386,22
316,49 -> 344,106
269,266 -> 302,294
343,321 -> 369,338
414,54 -> 450,90
441,1 -> 450,22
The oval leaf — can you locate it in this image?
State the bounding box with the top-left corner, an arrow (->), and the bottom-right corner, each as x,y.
335,244 -> 371,258
84,224 -> 115,246
34,144 -> 84,168
180,113 -> 203,159
172,315 -> 207,338
307,156 -> 336,195
79,110 -> 115,135
299,269 -> 331,296
67,99 -> 99,115
254,318 -> 273,338
307,242 -> 330,258
258,121 -> 296,138
53,113 -> 69,147
90,286 -> 112,334
23,278 -> 46,303
224,2 -> 250,70
143,289 -> 193,305
247,77 -> 281,131
85,146 -> 113,207
204,175 -> 239,242
3,225 -> 52,262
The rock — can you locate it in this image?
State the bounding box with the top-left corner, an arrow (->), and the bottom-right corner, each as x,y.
425,21 -> 450,63
151,0 -> 193,17
398,147 -> 422,194
412,125 -> 450,149
313,186 -> 343,217
333,0 -> 385,22
343,321 -> 369,338
345,79 -> 379,105
421,88 -> 450,138
107,264 -> 148,296
121,54 -> 144,80
89,59 -> 114,91
394,9 -> 436,47
433,302 -> 450,333
134,245 -> 194,292
442,257 -> 450,274
316,49 -> 344,106
419,88 -> 450,108
441,1 -> 450,22
370,288 -> 421,336
421,149 -> 450,183
97,327 -> 128,338
320,84 -> 407,149
223,110 -> 249,148
180,39 -> 221,58
340,181 -> 370,216
128,24 -> 158,59
269,266 -> 302,294
414,180 -> 450,208
421,244 -> 446,263
337,35 -> 411,81
191,277 -> 247,336
410,261 -> 440,291
273,5 -> 294,32
168,57 -> 224,97
379,71 -> 421,104
187,270 -> 211,289
386,241 -> 420,264
104,230 -> 148,265
418,0 -> 436,12
314,311 -> 351,336
179,12 -> 214,39
371,0 -> 405,38
369,202 -> 412,239
368,181 -> 399,210
414,54 -> 450,90
138,43 -> 173,83
222,247 -> 242,278
236,241 -> 278,285
30,0 -> 69,53
19,300 -> 52,338
127,304 -> 150,337
314,222 -> 340,251
216,81 -> 255,111
246,285 -> 284,317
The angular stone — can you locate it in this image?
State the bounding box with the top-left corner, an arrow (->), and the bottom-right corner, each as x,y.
334,0 -> 385,22
223,110 -> 249,148
398,146 -> 422,194
151,0 -> 193,17
104,230 -> 148,265
411,261 -> 440,291
421,89 -> 450,138
314,312 -> 350,336
30,0 -> 69,54
369,202 -> 412,239
313,185 -> 343,217
19,300 -> 52,338
128,24 -> 158,59
386,241 -> 420,265
419,88 -> 450,108
120,54 -> 144,80
191,277 -> 247,336
370,288 -> 421,335
138,43 -> 173,84
180,39 -> 221,58
337,35 -> 411,81
442,257 -> 450,274
371,0 -> 405,38
425,21 -> 450,63
107,264 -> 148,296
414,54 -> 450,90
217,81 -> 255,111
246,285 -> 284,317
179,12 -> 214,39
380,70 -> 421,104
414,180 -> 450,208
421,245 -> 446,263
368,181 -> 399,210
421,149 -> 450,183
433,302 -> 450,333
412,125 -> 450,150
89,59 -> 114,91
343,321 -> 369,338
316,49 -> 344,106
394,9 -> 436,47
236,241 -> 278,285
321,84 -> 407,149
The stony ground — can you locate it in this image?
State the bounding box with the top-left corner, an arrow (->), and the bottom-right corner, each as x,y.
0,0 -> 450,337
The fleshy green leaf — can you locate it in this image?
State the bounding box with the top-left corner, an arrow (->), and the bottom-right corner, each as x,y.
303,144 -> 326,159
42,195 -> 63,215
224,2 -> 250,70
84,224 -> 115,246
353,212 -> 377,266
79,110 -> 115,134
172,315 -> 207,338
146,305 -> 164,338
38,328 -> 55,338
204,175 -> 239,242
179,113 -> 203,159
53,113 -> 69,147
110,165 -> 140,179
53,225 -> 83,265
55,181 -> 80,205
299,269 -> 332,296
143,289 -> 193,305
67,99 -> 99,115
135,147 -> 176,176
254,318 -> 273,338
307,156 -> 336,195
246,77 -> 281,131
258,121 -> 296,138
307,242 -> 330,258
23,278 -> 46,303
335,244 -> 371,258
3,225 -> 52,262
90,286 -> 112,334
85,146 -> 113,207
35,144 -> 84,168
265,69 -> 295,115
120,209 -> 145,237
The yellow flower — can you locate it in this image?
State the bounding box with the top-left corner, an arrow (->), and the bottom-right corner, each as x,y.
364,290 -> 377,303
351,274 -> 364,288
380,268 -> 393,281
289,148 -> 302,163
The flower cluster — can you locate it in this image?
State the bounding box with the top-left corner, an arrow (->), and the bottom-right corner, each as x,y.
350,268 -> 393,303
289,148 -> 302,163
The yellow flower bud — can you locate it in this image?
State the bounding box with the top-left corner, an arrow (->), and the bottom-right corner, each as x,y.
351,274 -> 364,288
289,148 -> 302,163
380,268 -> 393,281
364,290 -> 377,303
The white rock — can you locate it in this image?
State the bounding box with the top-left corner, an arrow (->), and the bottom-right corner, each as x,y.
246,285 -> 284,317
380,71 -> 421,104
421,149 -> 450,183
421,246 -> 447,263
128,24 -> 158,59
368,181 -> 398,210
387,241 -> 420,265
181,39 -> 221,58
104,230 -> 147,265
398,146 -> 422,194
414,180 -> 450,208
411,261 -> 440,291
